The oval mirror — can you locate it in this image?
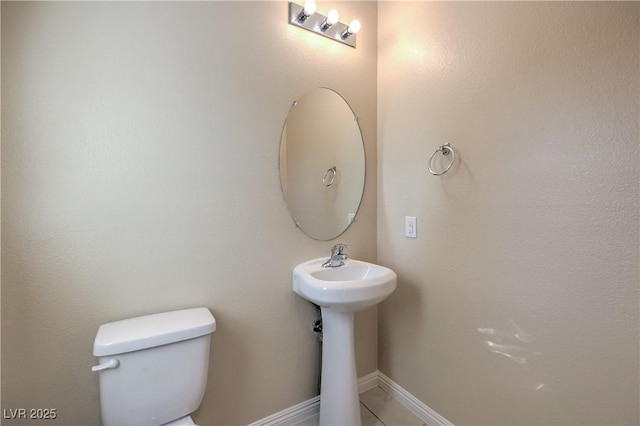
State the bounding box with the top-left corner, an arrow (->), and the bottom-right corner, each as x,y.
279,88 -> 365,241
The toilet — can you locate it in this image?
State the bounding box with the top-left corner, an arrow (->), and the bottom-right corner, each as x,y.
92,307 -> 216,426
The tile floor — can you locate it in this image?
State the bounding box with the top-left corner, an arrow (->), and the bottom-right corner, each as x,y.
298,386 -> 427,426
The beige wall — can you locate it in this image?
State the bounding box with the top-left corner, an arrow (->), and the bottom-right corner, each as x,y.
1,2 -> 378,425
378,2 -> 639,425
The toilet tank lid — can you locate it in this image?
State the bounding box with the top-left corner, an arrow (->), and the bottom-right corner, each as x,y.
93,308 -> 216,357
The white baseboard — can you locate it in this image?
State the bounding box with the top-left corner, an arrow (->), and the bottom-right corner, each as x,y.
248,370 -> 453,426
376,371 -> 454,426
247,396 -> 320,426
357,370 -> 380,394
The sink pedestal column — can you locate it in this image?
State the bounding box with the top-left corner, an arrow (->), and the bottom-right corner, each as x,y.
319,307 -> 361,426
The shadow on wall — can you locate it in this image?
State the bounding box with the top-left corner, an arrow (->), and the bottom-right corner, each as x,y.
192,312 -> 251,425
378,274 -> 425,368
433,148 -> 479,205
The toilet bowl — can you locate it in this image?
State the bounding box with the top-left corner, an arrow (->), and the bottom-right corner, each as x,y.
92,308 -> 216,426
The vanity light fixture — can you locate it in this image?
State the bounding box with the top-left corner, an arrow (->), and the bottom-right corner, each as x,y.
288,2 -> 360,48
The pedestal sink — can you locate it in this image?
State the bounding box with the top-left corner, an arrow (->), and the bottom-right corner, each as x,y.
293,258 -> 397,426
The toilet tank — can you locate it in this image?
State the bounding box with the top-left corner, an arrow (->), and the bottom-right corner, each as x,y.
93,308 -> 216,426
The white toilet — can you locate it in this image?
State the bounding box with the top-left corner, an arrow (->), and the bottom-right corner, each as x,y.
92,307 -> 216,426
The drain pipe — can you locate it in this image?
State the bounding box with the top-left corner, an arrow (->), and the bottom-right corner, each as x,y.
313,305 -> 323,395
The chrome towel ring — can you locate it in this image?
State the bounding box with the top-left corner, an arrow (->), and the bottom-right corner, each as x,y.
428,143 -> 455,176
323,166 -> 337,187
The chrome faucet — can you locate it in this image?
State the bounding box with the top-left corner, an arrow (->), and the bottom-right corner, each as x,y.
322,243 -> 349,268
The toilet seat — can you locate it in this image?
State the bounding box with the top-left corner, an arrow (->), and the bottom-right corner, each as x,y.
162,415 -> 196,425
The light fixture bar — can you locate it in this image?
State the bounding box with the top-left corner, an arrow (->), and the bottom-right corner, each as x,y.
288,2 -> 358,48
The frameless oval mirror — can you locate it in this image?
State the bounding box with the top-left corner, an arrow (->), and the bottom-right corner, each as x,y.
279,88 -> 365,241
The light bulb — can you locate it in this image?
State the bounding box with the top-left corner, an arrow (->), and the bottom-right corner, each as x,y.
348,19 -> 361,34
297,0 -> 316,22
327,10 -> 339,25
341,19 -> 361,39
303,0 -> 317,15
320,9 -> 340,31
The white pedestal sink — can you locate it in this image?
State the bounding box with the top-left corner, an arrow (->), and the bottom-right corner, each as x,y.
293,258 -> 397,426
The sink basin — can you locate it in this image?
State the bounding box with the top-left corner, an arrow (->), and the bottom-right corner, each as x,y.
293,258 -> 397,312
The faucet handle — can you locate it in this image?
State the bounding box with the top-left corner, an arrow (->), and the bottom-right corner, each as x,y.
332,243 -> 349,255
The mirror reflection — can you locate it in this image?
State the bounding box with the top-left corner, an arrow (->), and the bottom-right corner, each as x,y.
279,88 -> 365,241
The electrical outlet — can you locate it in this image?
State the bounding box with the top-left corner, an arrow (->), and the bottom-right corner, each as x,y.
405,216 -> 417,238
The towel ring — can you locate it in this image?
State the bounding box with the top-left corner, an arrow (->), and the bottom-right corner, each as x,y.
323,166 -> 337,187
428,143 -> 455,176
